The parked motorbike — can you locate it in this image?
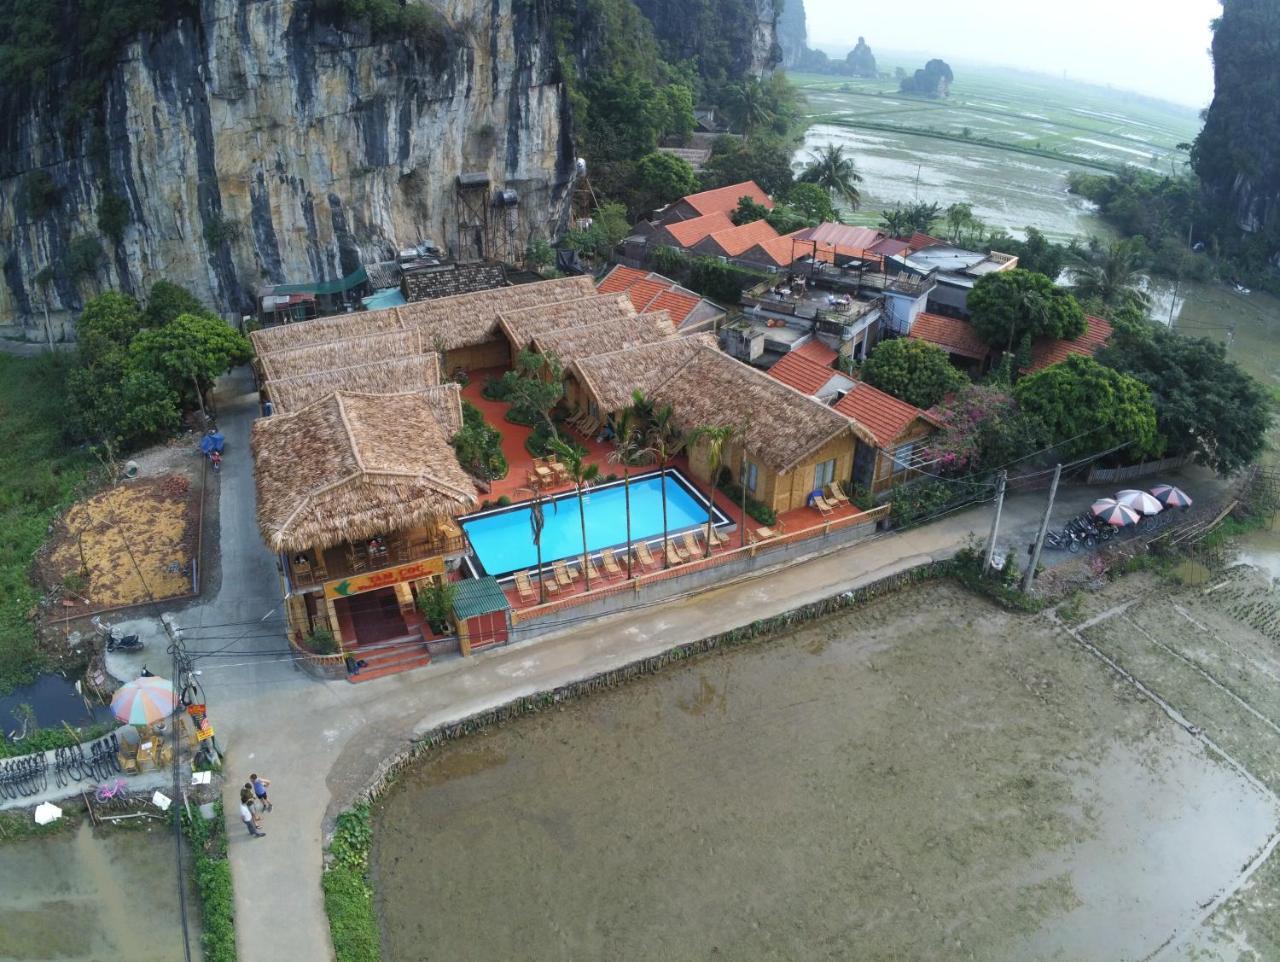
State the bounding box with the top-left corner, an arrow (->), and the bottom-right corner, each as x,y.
1044,529 -> 1082,553
92,616 -> 143,653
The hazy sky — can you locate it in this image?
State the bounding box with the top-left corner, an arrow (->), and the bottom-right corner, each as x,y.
802,0 -> 1220,108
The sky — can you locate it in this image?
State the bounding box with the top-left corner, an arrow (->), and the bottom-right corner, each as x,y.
801,0 -> 1220,108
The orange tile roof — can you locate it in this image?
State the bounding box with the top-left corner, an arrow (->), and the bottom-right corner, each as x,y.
799,223 -> 883,250
745,230 -> 807,267
908,232 -> 945,250
791,339 -> 838,367
768,351 -> 842,397
664,211 -> 735,248
597,265 -> 649,295
699,219 -> 779,257
909,313 -> 990,361
621,278 -> 669,313
1026,314 -> 1114,372
681,180 -> 773,217
647,289 -> 701,325
834,382 -> 937,449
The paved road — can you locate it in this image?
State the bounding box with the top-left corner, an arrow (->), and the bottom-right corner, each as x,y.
106,366 -> 1199,961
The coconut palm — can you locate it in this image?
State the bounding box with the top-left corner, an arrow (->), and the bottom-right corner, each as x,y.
548,439 -> 601,590
645,402 -> 686,568
723,80 -> 771,135
1069,239 -> 1152,311
799,144 -> 863,209
687,424 -> 736,558
519,476 -> 554,604
607,406 -> 646,579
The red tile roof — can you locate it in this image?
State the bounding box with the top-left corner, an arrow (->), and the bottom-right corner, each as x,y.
681,180 -> 773,217
869,237 -> 911,257
646,289 -> 701,326
833,382 -> 937,449
743,230 -> 806,267
799,223 -> 884,250
791,338 -> 838,366
597,265 -> 649,295
909,313 -> 990,361
1026,314 -> 1114,372
595,265 -> 707,327
698,219 -> 780,257
908,232 -> 945,250
768,351 -> 842,397
664,211 -> 735,248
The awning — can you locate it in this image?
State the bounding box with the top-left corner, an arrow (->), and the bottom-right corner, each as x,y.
452,577 -> 512,621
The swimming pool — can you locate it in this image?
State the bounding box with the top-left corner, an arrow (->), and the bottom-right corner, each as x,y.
460,470 -> 730,578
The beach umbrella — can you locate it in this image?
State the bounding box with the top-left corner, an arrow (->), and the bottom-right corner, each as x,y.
1091,498 -> 1141,527
1116,489 -> 1163,516
1150,484 -> 1193,509
34,802 -> 62,825
110,676 -> 178,726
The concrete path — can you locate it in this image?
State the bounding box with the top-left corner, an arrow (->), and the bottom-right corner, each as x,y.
106,366 -> 1194,961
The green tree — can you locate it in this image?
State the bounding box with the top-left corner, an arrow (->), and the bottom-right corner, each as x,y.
687,424 -> 735,557
732,196 -> 771,225
635,152 -> 699,212
784,182 -> 838,224
128,312 -> 252,415
64,235 -> 103,282
722,78 -> 772,134
967,268 -> 1086,353
1068,238 -> 1152,311
985,227 -> 1068,280
501,350 -> 565,440
798,144 -> 862,209
657,83 -> 695,143
143,281 -> 209,328
1099,326 -> 1271,474
563,202 -> 631,261
76,291 -> 144,364
1013,355 -> 1161,461
943,202 -> 988,247
880,202 -> 940,238
607,404 -> 648,579
547,439 -> 601,591
524,238 -> 554,273
96,192 -> 130,244
704,134 -> 797,197
861,338 -> 968,410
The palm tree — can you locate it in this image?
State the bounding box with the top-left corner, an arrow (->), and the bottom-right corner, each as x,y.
520,477 -> 550,604
548,439 -> 600,590
799,144 -> 863,210
1069,239 -> 1152,311
724,80 -> 771,135
687,424 -> 736,558
607,406 -> 646,579
645,402 -> 686,569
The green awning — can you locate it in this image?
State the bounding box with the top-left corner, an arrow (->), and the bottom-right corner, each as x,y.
452,577 -> 511,621
270,266 -> 369,297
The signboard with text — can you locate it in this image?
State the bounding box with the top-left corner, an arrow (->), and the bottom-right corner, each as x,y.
323,556 -> 445,601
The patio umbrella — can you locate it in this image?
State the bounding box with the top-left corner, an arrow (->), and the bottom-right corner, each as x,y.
110,676 -> 178,726
1116,489 -> 1163,516
1091,498 -> 1141,527
34,802 -> 62,825
1150,484 -> 1193,509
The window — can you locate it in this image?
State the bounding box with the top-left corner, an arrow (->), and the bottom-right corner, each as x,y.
892,441 -> 915,475
814,458 -> 837,489
743,460 -> 759,494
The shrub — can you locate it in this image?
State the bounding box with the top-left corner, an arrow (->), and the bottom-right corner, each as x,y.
526,422 -> 585,460
889,478 -> 955,527
21,171 -> 59,218
452,401 -> 508,480
182,801 -> 238,962
715,468 -> 776,526
304,627 -> 338,655
416,580 -> 456,631
64,235 -> 104,279
0,722 -> 111,759
323,805 -> 380,962
202,213 -> 241,248
481,376 -> 511,401
97,192 -> 130,244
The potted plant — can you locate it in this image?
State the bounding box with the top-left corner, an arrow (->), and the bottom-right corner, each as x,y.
417,580 -> 456,635
304,626 -> 337,655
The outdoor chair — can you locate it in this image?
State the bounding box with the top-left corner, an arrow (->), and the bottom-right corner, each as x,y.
666,542 -> 687,566
810,494 -> 835,516
513,570 -> 536,602
602,551 -> 624,577
709,526 -> 730,546
753,520 -> 784,542
635,542 -> 659,569
586,555 -> 606,582
550,460 -> 571,484
682,531 -> 706,558
827,481 -> 851,505
553,560 -> 579,586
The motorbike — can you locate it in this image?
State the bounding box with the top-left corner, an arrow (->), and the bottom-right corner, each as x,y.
1044,528 -> 1082,553
92,616 -> 143,653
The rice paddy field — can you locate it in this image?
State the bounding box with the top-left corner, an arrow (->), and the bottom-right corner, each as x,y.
793,62 -> 1202,238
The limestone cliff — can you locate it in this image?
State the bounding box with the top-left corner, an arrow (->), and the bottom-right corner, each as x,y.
0,0 -> 575,339
629,0 -> 779,84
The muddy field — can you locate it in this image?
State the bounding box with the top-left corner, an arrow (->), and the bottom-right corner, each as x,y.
372,574 -> 1280,961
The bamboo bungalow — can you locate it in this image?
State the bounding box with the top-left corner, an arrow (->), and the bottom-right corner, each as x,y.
249,308 -> 407,356
256,329 -> 430,382
832,383 -> 942,495
496,293 -> 638,355
252,390 -> 478,648
262,355 -> 444,414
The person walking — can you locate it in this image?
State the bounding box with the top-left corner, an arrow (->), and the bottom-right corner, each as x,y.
239,797 -> 266,838
251,772 -> 272,812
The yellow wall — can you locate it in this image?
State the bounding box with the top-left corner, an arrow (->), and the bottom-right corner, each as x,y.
707,434 -> 856,516
445,338 -> 509,373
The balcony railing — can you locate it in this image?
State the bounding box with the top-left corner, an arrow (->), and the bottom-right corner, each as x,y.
288,527 -> 467,590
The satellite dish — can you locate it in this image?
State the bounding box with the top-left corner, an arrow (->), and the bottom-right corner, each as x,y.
575,157 -> 588,176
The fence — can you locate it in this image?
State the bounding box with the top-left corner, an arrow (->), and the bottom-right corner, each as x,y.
1086,454 -> 1193,485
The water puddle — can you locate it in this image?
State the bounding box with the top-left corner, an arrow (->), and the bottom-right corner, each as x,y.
0,674 -> 114,740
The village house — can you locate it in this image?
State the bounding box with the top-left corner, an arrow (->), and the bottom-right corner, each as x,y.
596,265 -> 726,332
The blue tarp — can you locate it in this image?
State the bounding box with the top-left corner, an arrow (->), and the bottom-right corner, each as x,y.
200,431 -> 225,455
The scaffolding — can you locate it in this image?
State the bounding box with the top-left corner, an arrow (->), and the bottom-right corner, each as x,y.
454,172 -> 490,263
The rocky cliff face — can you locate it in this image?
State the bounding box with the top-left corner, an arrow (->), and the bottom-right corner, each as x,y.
776,0 -> 807,70
629,0 -> 778,83
0,0 -> 575,339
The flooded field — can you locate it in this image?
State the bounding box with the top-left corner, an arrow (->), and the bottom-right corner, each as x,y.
372,581 -> 1280,961
0,820 -> 197,961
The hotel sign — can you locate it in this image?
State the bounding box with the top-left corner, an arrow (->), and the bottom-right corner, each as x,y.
324,557 -> 445,600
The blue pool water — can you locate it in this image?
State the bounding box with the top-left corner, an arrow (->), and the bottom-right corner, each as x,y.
461,472 -> 721,577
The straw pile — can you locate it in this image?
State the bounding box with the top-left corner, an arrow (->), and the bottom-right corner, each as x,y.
399,275 -> 597,351
257,330 -> 425,381
529,312 -> 676,368
265,354 -> 443,413
497,293 -> 637,352
251,391 -> 477,553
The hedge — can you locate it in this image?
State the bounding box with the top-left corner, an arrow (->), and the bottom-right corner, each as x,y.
182,801 -> 238,962
323,805 -> 381,962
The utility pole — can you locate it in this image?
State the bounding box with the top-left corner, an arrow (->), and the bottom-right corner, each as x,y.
1022,463 -> 1062,594
983,470 -> 1007,575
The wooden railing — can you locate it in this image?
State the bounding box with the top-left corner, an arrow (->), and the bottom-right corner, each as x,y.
510,504 -> 889,624
291,533 -> 467,589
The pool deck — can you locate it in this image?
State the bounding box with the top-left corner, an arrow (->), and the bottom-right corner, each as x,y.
460,372 -> 871,614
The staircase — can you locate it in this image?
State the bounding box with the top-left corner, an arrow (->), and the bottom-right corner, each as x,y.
346,635 -> 431,684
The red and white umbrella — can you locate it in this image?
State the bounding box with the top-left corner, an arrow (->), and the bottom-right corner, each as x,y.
1117,489 -> 1163,516
110,676 -> 178,726
1091,498 -> 1141,527
1150,484 -> 1192,509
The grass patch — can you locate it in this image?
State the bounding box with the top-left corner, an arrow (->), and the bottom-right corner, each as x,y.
324,804 -> 381,962
182,800 -> 238,962
0,354 -> 94,691
950,544 -> 1046,613
0,721 -> 113,759
0,807 -> 82,842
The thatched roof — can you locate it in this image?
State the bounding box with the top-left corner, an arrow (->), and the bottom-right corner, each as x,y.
257,330 -> 426,381
250,309 -> 407,357
264,354 -> 443,413
530,312 -> 676,367
497,293 -> 637,352
251,391 -> 477,554
569,335 -> 717,413
420,383 -> 465,437
399,275 -> 598,351
575,339 -> 869,472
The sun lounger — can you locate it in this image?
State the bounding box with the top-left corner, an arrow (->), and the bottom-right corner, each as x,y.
827,481 -> 851,505
513,570 -> 536,602
579,416 -> 600,437
635,542 -> 658,568
585,555 -> 606,581
753,524 -> 781,542
810,495 -> 834,516
682,531 -> 705,558
553,559 -> 578,586
602,551 -> 623,577
709,526 -> 730,546
665,542 -> 686,566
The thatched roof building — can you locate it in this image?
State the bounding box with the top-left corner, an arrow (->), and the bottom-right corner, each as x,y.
250,309 -> 407,357
251,391 -> 477,554
263,355 -> 444,414
529,312 -> 676,368
399,275 -> 598,351
497,293 -> 637,352
569,335 -> 717,413
257,330 -> 427,381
